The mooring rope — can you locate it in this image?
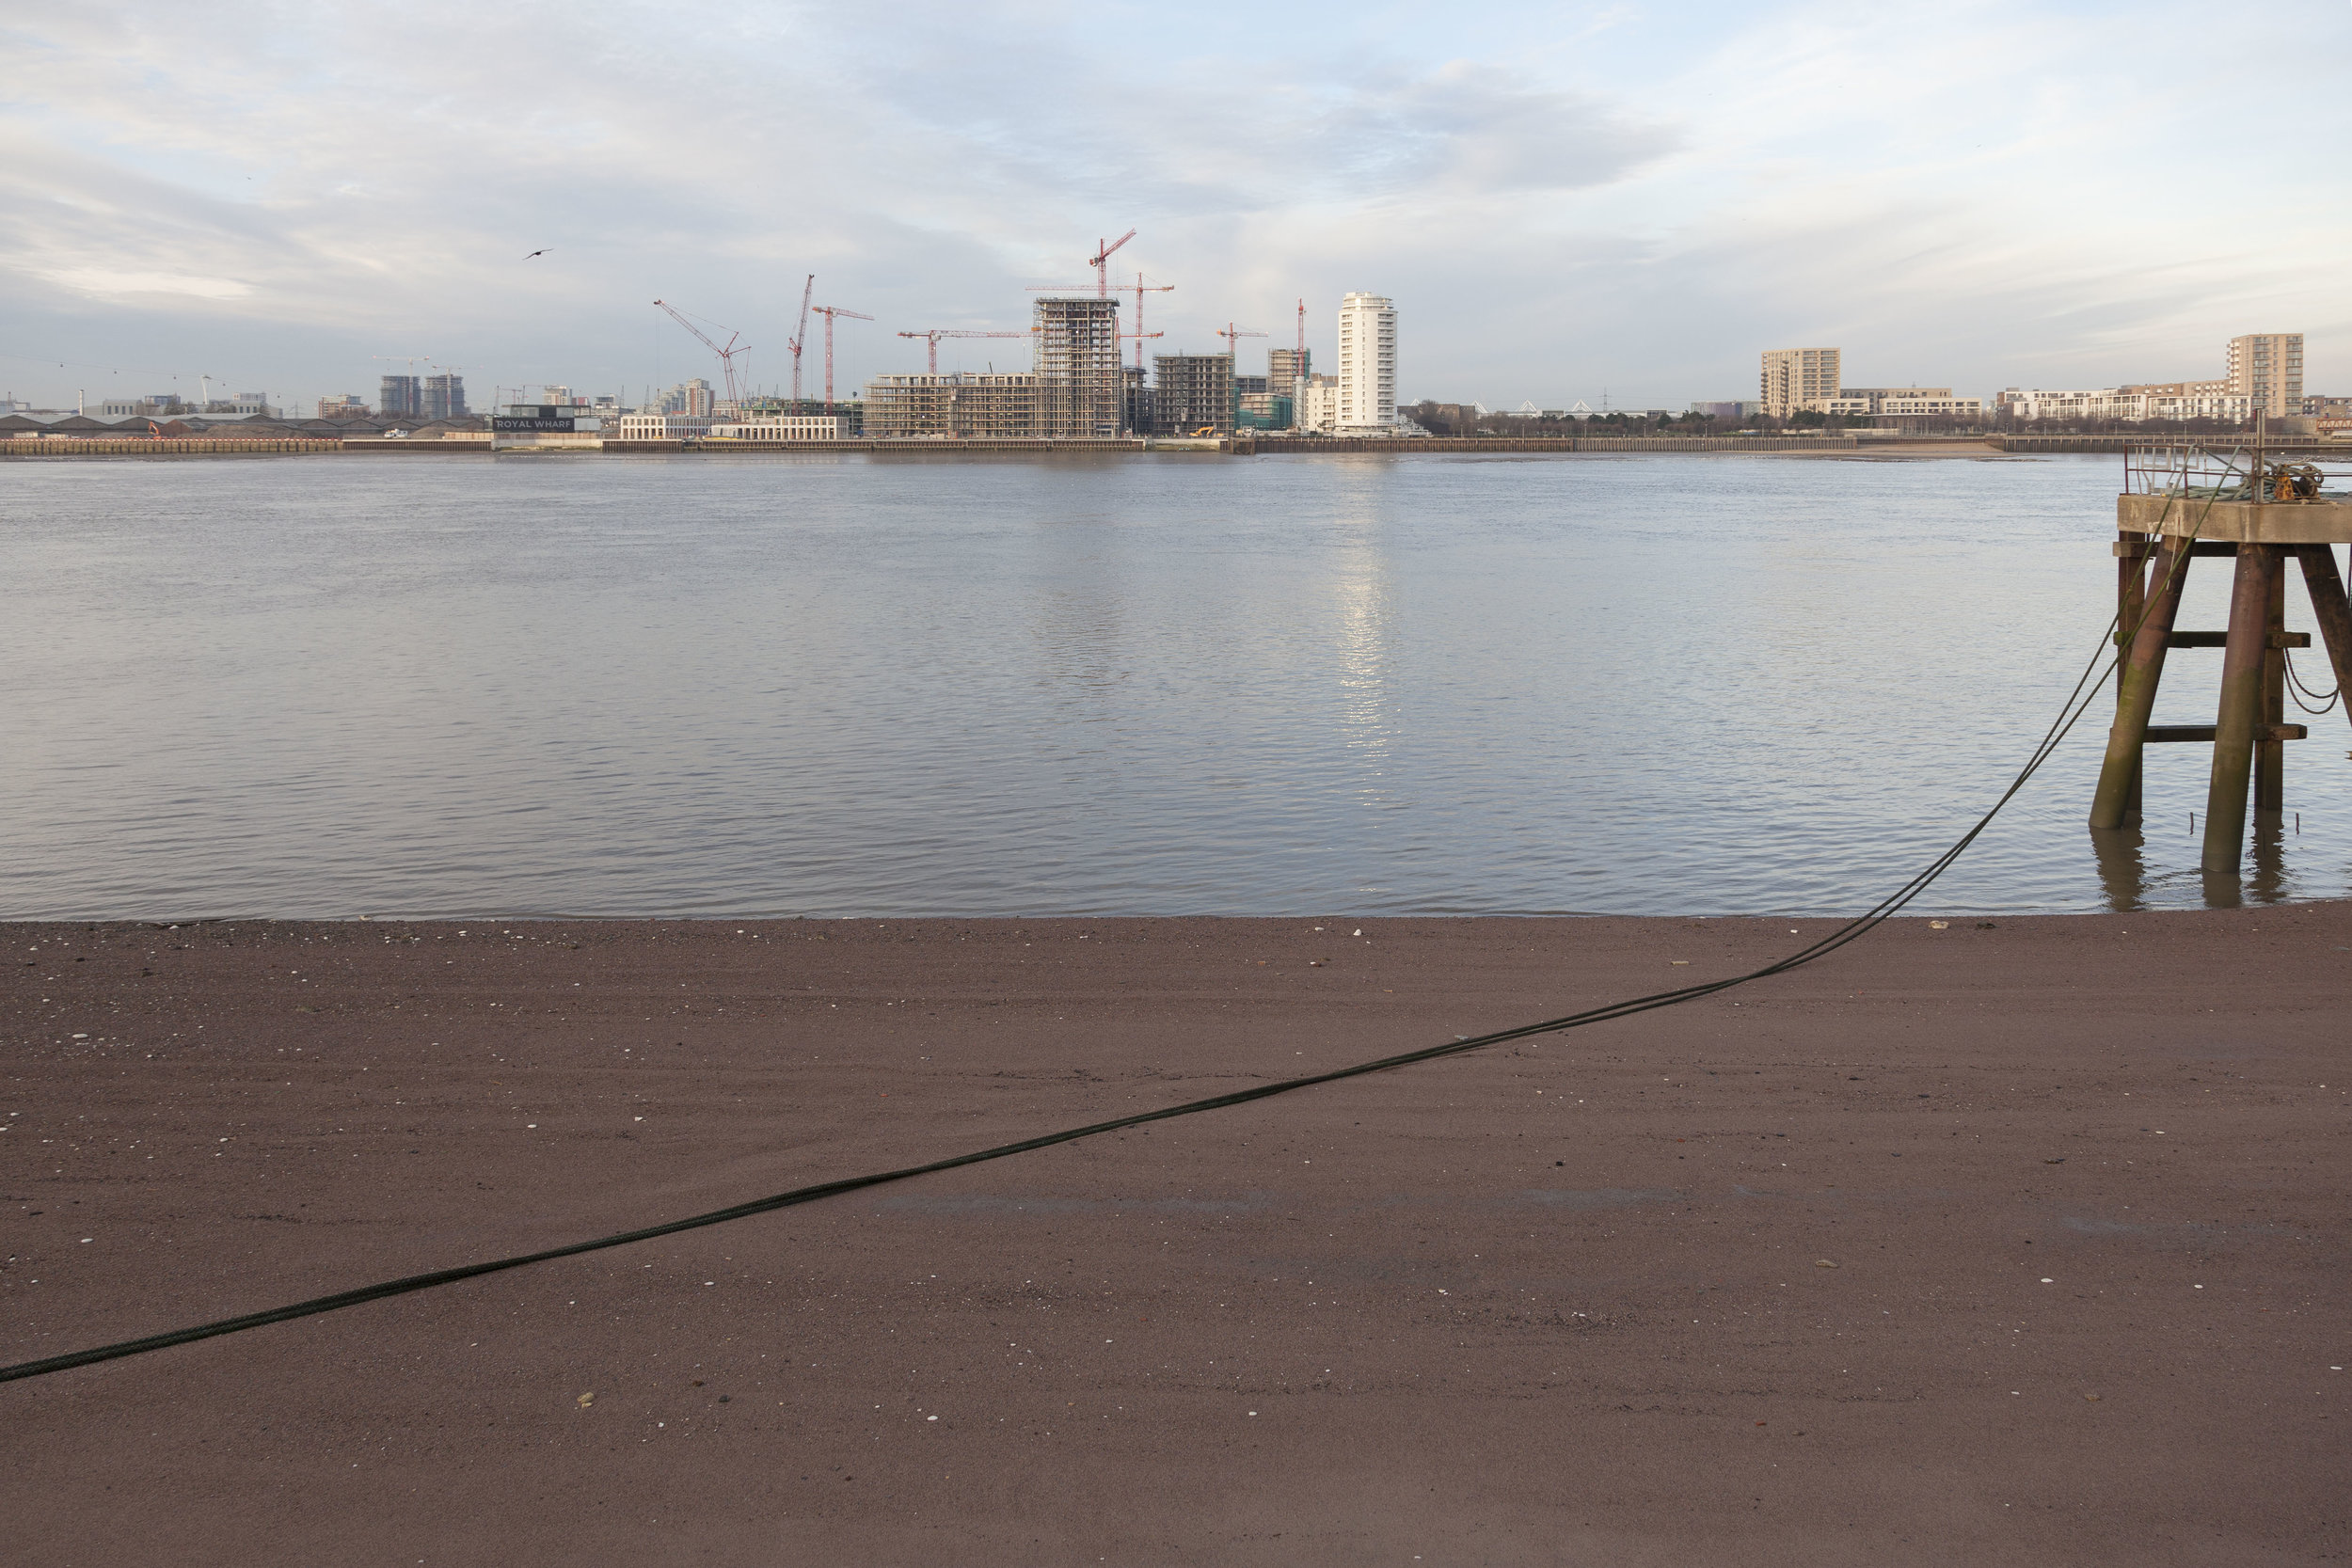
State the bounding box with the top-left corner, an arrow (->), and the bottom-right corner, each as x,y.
2284,644 -> 2342,715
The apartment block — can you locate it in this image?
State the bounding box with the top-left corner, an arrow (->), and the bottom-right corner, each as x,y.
2003,387 -> 2252,423
1336,293 -> 1396,432
378,374 -> 422,418
421,374 -> 468,420
1033,296 -> 1124,436
1876,393 -> 1982,418
2226,333 -> 2304,420
1296,373 -> 1339,434
1823,387 -> 1984,419
1237,391 -> 1294,429
863,372 -> 1040,438
1152,354 -> 1232,435
1759,348 -> 1840,419
707,416 -> 850,441
1123,366 -> 1153,436
612,413 -> 716,439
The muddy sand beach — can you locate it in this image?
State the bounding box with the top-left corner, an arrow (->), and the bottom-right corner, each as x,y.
4,911 -> 2346,1564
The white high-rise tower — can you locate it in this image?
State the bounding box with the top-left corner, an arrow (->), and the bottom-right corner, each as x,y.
1336,292 -> 1396,433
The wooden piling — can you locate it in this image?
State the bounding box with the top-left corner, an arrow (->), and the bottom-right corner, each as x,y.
2090,538 -> 2189,830
2201,546 -> 2282,872
2116,531 -> 2153,820
2294,546 -> 2352,728
2257,551 -> 2287,814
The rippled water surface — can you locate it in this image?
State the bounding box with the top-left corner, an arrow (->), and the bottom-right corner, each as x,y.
6,450 -> 2347,918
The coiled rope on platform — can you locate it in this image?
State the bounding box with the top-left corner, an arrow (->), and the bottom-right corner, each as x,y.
0,485 -> 2233,1387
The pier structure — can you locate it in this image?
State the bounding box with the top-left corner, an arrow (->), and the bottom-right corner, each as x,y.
2090,442 -> 2352,873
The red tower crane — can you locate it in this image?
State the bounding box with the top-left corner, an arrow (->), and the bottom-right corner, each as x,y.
1089,230 -> 1136,295
898,328 -> 1030,374
1028,271 -> 1172,371
1124,274 -> 1175,370
810,305 -> 873,404
1026,230 -> 1138,299
785,275 -> 815,404
653,300 -> 751,404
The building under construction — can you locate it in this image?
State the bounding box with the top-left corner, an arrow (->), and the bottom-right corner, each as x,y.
1032,296 -> 1123,436
864,372 -> 1040,439
1152,354 -> 1232,435
1122,366 -> 1152,436
862,296 -> 1123,437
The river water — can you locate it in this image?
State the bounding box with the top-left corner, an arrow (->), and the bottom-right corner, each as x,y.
5,450 -> 2345,920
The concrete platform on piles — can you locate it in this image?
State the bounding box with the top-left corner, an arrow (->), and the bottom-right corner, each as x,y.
2119,494 -> 2352,544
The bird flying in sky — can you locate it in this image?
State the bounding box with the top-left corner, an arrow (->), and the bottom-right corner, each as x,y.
523,249 -> 548,260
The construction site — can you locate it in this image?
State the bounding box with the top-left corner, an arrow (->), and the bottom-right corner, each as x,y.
864,372 -> 1045,441
850,230 -> 1291,440
1,229 -> 1318,450
1150,354 -> 1233,436
867,297 -> 1125,439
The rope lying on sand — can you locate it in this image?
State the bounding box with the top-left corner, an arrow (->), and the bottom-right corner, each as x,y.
0,495 -> 2222,1386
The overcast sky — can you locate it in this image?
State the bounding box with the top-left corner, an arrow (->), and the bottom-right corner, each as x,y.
4,0 -> 2346,413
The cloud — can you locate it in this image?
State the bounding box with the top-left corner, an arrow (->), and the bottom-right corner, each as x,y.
0,0 -> 2344,408
37,269 -> 255,301
1292,61 -> 1677,200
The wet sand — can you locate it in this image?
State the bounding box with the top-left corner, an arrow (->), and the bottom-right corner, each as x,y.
4,911 -> 2347,1565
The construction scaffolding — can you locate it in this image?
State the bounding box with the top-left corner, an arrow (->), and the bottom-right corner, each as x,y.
864,372 -> 1041,439
1033,297 -> 1124,436
1152,354 -> 1232,435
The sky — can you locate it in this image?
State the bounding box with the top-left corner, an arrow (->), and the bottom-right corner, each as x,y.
3,0 -> 2348,414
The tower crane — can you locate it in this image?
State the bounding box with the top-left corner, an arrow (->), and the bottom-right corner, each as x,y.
1123,275 -> 1174,371
1218,323 -> 1268,428
1087,230 -> 1136,295
652,300 -> 751,404
898,328 -> 1030,375
810,305 -> 873,404
786,275 -> 815,404
1216,322 -> 1268,359
1028,271 -> 1173,372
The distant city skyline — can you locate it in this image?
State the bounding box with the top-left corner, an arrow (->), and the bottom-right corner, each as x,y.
2,2 -> 2345,412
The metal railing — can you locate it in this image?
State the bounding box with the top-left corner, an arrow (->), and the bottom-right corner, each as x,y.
2125,444 -> 2352,502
